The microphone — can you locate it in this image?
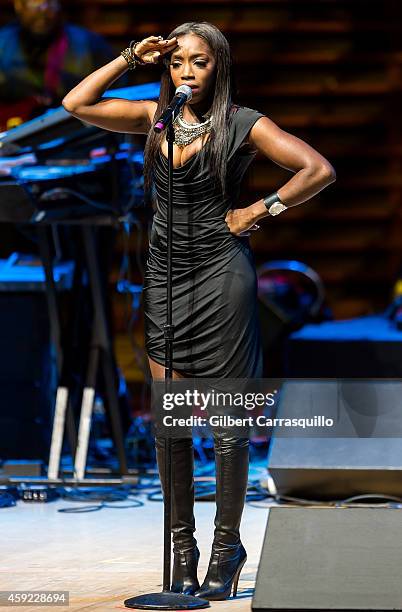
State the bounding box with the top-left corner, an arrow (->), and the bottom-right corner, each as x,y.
154,85 -> 193,133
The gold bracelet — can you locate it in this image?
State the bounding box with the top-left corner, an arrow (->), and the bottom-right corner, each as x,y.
129,40 -> 147,65
120,47 -> 138,70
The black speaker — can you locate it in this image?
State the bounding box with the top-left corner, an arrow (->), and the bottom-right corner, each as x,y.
267,380 -> 402,499
0,293 -> 54,460
252,507 -> 402,612
285,315 -> 402,378
258,297 -> 290,377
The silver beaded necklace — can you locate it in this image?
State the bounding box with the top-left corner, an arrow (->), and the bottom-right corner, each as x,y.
173,107 -> 213,148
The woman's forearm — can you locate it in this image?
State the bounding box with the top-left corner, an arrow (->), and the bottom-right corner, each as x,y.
246,116 -> 336,223
62,55 -> 129,112
249,163 -> 336,222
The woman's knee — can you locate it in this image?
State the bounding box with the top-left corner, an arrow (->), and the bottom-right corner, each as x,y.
147,355 -> 188,380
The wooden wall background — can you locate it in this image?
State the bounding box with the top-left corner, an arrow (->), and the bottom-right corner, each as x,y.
1,0 -> 402,381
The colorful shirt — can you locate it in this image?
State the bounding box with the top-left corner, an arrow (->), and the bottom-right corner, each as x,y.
0,21 -> 126,127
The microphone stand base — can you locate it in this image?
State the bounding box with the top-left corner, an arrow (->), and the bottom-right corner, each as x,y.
124,591 -> 210,610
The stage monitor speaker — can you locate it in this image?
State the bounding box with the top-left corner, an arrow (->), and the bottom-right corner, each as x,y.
267,380 -> 402,499
252,507 -> 402,612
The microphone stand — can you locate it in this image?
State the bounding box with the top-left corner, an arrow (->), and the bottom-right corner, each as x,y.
124,121 -> 209,610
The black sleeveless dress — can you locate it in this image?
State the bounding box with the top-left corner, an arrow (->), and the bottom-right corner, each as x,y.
142,105 -> 265,378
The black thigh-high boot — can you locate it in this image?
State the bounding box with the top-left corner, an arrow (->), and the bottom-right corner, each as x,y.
195,435 -> 249,600
155,436 -> 200,595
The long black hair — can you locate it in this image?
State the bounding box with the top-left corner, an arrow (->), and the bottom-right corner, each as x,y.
143,21 -> 237,203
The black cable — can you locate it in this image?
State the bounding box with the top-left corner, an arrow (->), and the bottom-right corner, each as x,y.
41,187 -> 115,213
246,480 -> 274,503
245,490 -> 402,508
59,504 -> 105,513
56,485 -> 144,513
275,494 -> 333,506
59,488 -> 129,502
142,475 -> 273,504
338,493 -> 402,505
58,500 -> 143,513
134,478 -> 162,491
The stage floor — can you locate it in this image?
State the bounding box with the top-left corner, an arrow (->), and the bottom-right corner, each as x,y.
0,478 -> 273,611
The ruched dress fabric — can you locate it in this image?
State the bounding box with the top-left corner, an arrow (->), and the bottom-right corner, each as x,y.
142,105 -> 265,378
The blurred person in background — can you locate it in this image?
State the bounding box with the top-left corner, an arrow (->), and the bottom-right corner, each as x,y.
0,0 -> 120,130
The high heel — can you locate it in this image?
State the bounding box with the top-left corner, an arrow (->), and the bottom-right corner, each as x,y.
171,546 -> 200,595
195,543 -> 247,600
232,553 -> 247,597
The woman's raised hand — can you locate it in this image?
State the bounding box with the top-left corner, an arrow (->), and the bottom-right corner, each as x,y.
134,35 -> 178,64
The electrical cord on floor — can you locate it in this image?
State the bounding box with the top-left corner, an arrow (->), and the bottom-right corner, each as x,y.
54,479 -> 402,512
338,493 -> 402,505
246,480 -> 274,503
57,486 -> 143,513
145,475 -> 218,503
134,475 -> 163,491
145,475 -> 275,504
246,491 -> 402,509
6,465 -> 400,511
55,482 -> 402,512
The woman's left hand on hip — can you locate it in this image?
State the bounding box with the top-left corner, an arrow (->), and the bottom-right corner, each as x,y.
224,207 -> 260,237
